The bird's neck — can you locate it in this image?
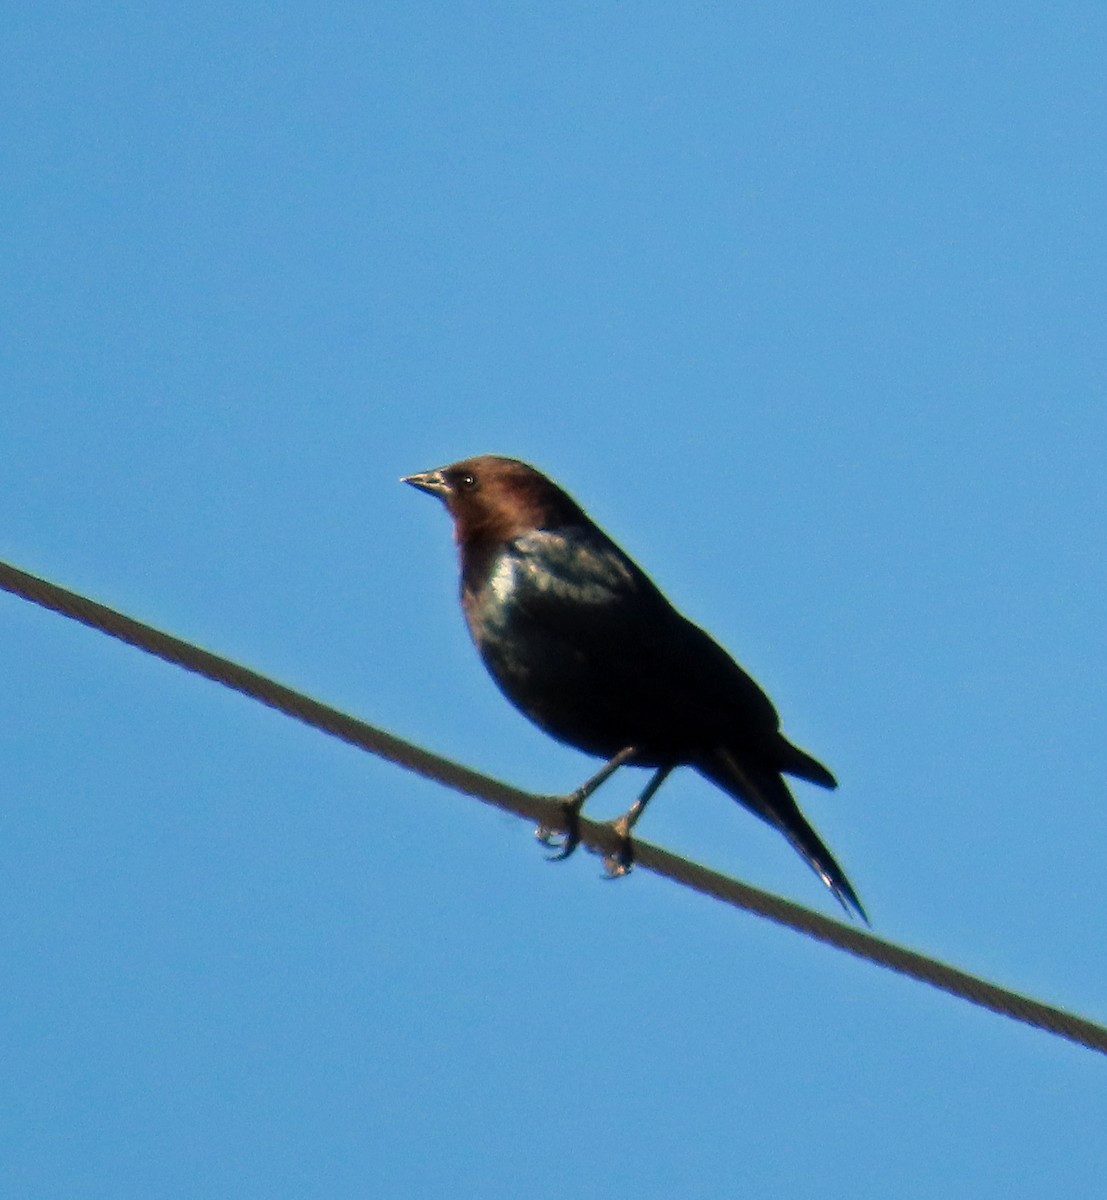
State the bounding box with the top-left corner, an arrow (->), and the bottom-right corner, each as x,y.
456,533 -> 507,604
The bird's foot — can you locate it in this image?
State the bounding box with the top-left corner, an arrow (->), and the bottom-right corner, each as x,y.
601,815 -> 635,878
535,795 -> 584,861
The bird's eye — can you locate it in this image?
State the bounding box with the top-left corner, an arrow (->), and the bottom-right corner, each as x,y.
458,473 -> 477,490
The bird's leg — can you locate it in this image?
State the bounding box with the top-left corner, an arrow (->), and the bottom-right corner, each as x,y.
602,765 -> 673,878
537,745 -> 638,861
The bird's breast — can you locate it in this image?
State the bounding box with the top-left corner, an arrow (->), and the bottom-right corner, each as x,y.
459,542 -> 677,760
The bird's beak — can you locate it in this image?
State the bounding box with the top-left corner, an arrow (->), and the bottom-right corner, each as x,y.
401,468 -> 450,500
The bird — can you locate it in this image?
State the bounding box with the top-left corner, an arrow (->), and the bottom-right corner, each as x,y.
403,454 -> 866,921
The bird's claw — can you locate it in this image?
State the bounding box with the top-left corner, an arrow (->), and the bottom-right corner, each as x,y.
601,817 -> 635,878
535,798 -> 583,861
537,825 -> 580,861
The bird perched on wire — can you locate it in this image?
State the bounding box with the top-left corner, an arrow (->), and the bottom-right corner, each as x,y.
403,455 -> 866,921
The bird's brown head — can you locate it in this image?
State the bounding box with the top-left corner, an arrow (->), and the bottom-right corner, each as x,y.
402,455 -> 587,546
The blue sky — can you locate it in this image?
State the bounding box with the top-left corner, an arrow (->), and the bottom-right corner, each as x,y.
3,3 -> 1106,1196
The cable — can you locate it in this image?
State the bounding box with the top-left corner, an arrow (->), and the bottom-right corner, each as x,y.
2,556 -> 1105,1057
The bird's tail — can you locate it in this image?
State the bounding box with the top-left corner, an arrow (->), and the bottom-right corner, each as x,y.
697,747 -> 867,924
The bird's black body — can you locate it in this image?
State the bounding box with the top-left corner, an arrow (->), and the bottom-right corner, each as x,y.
404,455 -> 866,921
466,526 -> 781,767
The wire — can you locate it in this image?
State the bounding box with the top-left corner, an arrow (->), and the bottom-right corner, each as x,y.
2,556 -> 1105,1057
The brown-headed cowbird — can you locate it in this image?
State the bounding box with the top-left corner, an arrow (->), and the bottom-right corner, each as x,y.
404,455 -> 866,921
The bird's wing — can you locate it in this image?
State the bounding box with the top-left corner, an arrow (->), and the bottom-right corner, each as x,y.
508,529 -> 783,738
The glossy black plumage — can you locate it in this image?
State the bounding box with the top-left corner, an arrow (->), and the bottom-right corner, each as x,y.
403,454 -> 866,921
